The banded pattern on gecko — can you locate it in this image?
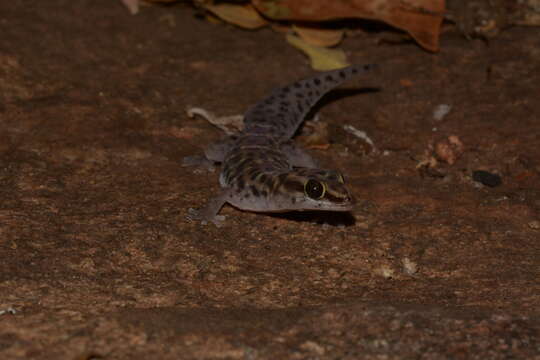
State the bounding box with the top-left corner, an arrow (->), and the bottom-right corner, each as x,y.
186,64 -> 376,225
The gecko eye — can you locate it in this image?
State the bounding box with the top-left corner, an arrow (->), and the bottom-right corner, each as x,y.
304,179 -> 326,199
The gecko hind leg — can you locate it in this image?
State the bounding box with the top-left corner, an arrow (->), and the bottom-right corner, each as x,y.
182,137 -> 235,172
280,141 -> 319,168
183,106 -> 239,170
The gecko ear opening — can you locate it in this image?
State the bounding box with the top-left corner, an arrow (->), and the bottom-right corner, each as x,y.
304,179 -> 326,199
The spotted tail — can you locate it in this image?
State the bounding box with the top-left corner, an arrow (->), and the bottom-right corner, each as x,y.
243,64 -> 376,140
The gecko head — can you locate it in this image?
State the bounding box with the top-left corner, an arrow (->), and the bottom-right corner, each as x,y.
277,169 -> 355,212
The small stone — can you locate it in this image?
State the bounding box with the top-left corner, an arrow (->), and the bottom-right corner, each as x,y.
433,104 -> 452,121
375,264 -> 394,279
300,341 -> 325,355
402,257 -> 418,275
472,170 -> 502,187
528,220 -> 540,229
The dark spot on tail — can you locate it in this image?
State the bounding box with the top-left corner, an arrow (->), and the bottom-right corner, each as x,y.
236,177 -> 245,190
250,185 -> 260,197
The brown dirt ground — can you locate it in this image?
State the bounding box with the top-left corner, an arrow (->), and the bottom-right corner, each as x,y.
1,1 -> 539,359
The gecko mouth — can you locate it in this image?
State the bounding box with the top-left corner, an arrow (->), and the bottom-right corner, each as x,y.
324,203 -> 355,212
306,198 -> 355,212
323,193 -> 355,211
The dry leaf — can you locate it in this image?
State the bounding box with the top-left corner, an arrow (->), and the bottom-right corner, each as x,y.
293,24 -> 344,47
252,0 -> 445,52
434,135 -> 464,165
203,3 -> 268,29
286,34 -> 349,71
270,23 -> 292,33
121,0 -> 139,14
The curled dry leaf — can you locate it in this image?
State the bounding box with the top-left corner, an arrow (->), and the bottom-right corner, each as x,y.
252,0 -> 445,51
293,24 -> 345,47
270,22 -> 292,33
203,3 -> 268,29
286,34 -> 349,71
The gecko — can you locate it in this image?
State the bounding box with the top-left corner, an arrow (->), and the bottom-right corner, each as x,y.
185,64 -> 376,225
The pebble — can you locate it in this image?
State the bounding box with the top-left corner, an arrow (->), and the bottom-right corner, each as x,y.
472,170 -> 502,187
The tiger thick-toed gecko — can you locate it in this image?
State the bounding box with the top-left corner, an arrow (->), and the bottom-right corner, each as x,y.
185,64 -> 376,225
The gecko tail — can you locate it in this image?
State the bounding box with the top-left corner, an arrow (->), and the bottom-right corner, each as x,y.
243,64 -> 377,140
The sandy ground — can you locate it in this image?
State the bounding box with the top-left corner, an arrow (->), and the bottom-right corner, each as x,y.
0,0 -> 539,359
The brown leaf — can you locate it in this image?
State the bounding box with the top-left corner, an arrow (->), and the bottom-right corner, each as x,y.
293,24 -> 344,47
285,34 -> 349,71
434,135 -> 464,165
203,3 -> 268,29
252,0 -> 445,52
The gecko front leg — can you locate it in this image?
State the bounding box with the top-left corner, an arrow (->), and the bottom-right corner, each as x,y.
186,188 -> 233,227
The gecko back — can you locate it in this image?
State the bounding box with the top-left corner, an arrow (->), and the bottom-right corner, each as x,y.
243,64 -> 376,141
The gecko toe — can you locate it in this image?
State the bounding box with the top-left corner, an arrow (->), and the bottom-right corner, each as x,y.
182,156 -> 216,173
186,208 -> 226,227
187,207 -> 199,217
212,215 -> 227,227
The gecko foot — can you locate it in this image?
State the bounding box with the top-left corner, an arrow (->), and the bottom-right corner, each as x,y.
187,208 -> 226,227
182,155 -> 216,173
